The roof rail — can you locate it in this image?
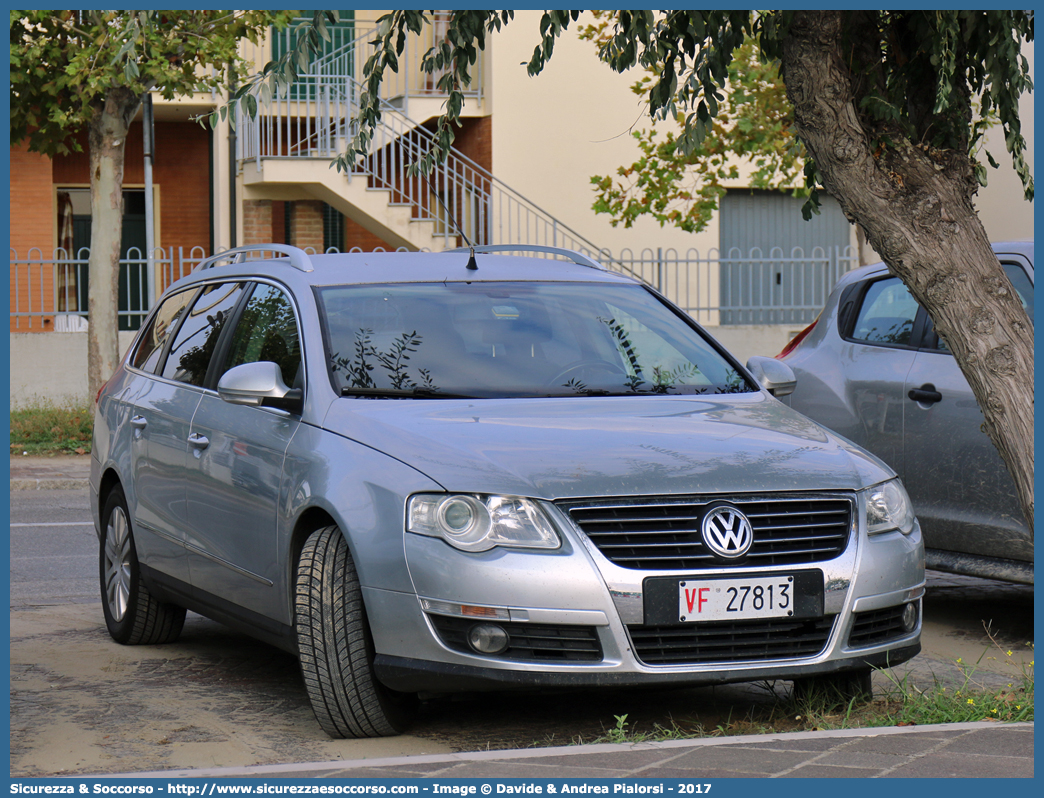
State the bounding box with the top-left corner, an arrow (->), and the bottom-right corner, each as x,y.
195,244 -> 314,273
446,244 -> 606,271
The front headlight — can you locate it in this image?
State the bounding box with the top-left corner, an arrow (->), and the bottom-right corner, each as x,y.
407,494 -> 561,552
862,479 -> 916,536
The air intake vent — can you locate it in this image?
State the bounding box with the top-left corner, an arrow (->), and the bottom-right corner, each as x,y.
628,616 -> 837,665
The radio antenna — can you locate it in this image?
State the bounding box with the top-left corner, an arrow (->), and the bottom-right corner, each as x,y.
423,172 -> 478,269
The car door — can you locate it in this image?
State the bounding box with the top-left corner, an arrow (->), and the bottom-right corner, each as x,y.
826,275 -> 923,475
183,281 -> 304,620
901,257 -> 1033,561
127,281 -> 247,586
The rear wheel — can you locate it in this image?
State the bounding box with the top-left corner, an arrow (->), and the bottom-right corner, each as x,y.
99,486 -> 186,645
296,525 -> 417,738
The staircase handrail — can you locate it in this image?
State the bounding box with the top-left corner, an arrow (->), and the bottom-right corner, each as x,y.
345,72 -> 622,267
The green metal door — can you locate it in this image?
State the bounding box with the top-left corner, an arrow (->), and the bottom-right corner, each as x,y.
271,11 -> 356,99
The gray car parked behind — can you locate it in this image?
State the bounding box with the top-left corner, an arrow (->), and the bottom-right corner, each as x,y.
779,241 -> 1033,584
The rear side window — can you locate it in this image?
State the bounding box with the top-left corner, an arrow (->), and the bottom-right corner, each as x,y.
161,283 -> 246,386
849,277 -> 918,346
131,288 -> 196,374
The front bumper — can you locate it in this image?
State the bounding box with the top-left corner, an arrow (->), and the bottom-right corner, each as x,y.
366,497 -> 924,694
375,642 -> 921,693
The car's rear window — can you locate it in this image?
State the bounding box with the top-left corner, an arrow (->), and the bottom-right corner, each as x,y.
316,281 -> 751,398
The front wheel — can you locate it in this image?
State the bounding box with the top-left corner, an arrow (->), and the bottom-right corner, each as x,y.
99,486 -> 186,645
792,668 -> 874,707
296,525 -> 417,738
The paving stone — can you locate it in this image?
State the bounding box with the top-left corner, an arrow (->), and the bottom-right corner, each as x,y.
665,747 -> 812,775
735,738 -> 847,753
815,750 -> 915,769
842,732 -> 957,756
780,764 -> 883,778
429,761 -> 625,778
512,749 -> 680,771
884,752 -> 1034,778
636,767 -> 756,778
942,727 -> 1035,758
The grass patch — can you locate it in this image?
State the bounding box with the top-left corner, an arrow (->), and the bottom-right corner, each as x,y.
815,639 -> 1035,729
580,637 -> 1033,746
10,398 -> 93,455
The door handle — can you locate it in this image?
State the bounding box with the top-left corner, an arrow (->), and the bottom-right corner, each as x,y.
130,415 -> 147,430
908,384 -> 943,404
187,433 -> 210,450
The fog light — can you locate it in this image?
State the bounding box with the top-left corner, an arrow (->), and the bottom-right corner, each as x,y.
467,623 -> 509,655
901,601 -> 918,633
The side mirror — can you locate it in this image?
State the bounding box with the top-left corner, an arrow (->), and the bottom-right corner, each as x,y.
217,361 -> 302,412
745,356 -> 797,398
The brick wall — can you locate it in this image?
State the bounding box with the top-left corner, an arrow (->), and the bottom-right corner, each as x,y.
50,120 -> 212,253
452,116 -> 492,173
10,142 -> 58,331
290,200 -> 324,251
243,200 -> 274,245
272,201 -> 287,244
344,215 -> 393,251
9,141 -> 56,255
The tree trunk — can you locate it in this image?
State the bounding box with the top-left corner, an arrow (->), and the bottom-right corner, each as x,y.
780,12 -> 1034,532
87,87 -> 140,409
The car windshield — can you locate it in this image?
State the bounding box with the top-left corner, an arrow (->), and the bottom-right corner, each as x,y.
316,281 -> 752,398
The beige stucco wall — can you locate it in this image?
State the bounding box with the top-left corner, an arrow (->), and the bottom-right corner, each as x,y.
490,11 -> 718,259
974,41 -> 1034,243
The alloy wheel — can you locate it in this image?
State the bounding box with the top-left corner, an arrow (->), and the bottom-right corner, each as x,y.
103,506 -> 132,622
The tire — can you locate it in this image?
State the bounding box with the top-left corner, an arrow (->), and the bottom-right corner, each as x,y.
99,486 -> 186,645
296,525 -> 417,738
792,668 -> 874,706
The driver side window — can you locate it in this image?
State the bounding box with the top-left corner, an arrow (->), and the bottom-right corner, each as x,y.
849,277 -> 919,347
220,283 -> 303,390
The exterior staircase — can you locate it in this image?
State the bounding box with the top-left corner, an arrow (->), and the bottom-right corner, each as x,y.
237,27 -> 608,256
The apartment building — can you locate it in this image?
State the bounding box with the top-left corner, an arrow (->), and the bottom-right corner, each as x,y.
9,11 -> 1033,404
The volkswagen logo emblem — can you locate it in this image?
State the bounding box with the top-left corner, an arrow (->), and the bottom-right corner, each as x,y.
701,505 -> 754,559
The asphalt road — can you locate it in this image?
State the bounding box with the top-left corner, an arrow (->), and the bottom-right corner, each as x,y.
10,488 -> 99,605
9,488 -> 1035,777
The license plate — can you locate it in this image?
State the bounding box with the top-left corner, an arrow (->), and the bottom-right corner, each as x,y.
678,575 -> 795,622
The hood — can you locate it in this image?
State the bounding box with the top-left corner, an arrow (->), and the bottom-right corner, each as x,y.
321,392 -> 895,500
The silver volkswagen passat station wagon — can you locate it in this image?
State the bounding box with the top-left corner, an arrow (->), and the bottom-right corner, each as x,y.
92,244 -> 924,738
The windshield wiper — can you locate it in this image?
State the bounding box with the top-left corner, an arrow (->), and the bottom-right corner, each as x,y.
340,386 -> 475,399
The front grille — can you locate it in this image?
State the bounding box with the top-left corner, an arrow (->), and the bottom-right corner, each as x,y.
428,615 -> 603,662
849,603 -> 916,648
628,616 -> 836,665
561,495 -> 852,570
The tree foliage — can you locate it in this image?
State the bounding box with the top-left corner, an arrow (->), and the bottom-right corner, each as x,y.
10,9 -> 290,406
10,10 -> 287,155
581,22 -> 803,233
